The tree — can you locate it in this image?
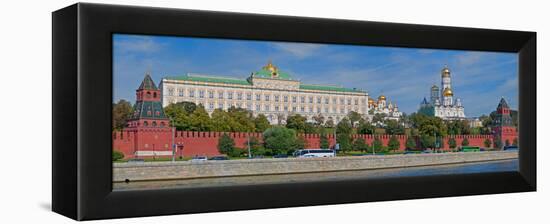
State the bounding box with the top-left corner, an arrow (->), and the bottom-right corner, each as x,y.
286,114 -> 307,133
294,135 -> 308,152
406,137 -> 417,150
112,99 -> 133,130
319,133 -> 330,149
312,114 -> 325,127
461,138 -> 469,146
357,119 -> 375,134
336,117 -> 353,152
112,150 -> 124,161
263,127 -> 298,155
484,138 -> 492,148
420,134 -> 436,149
246,136 -> 265,156
513,138 -> 518,146
448,138 -> 457,150
387,135 -> 401,152
384,119 -> 405,135
164,102 -> 195,130
217,133 -> 235,155
352,138 -> 368,152
210,109 -> 233,132
372,136 -> 384,152
347,111 -> 362,127
254,114 -> 271,132
372,113 -> 386,126
189,104 -> 213,131
325,118 -> 335,128
227,107 -> 255,132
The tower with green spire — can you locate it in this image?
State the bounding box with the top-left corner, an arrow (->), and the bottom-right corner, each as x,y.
124,73 -> 173,157
491,98 -> 517,149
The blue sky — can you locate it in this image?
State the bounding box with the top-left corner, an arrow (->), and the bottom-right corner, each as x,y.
113,34 -> 518,117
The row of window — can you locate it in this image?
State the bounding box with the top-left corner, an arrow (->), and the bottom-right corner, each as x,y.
166,88 -> 363,105
202,101 -> 362,114
128,120 -> 166,128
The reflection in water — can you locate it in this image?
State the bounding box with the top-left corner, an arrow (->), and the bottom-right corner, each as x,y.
114,159 -> 518,191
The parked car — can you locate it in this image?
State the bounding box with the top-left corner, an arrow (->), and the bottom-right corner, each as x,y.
273,154 -> 288,158
503,146 -> 519,151
209,156 -> 229,160
127,158 -> 144,163
191,156 -> 208,162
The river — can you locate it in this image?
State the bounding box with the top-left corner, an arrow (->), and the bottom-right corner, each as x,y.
113,159 -> 518,190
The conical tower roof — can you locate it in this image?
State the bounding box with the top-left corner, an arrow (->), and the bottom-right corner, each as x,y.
138,74 -> 159,90
497,97 -> 509,110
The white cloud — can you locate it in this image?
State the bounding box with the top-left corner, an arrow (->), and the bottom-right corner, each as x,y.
271,42 -> 326,59
114,36 -> 164,53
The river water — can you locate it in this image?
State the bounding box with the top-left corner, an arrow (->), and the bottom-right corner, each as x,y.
113,159 -> 518,190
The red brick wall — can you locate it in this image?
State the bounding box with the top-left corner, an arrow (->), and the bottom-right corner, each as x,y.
113,131 -> 508,159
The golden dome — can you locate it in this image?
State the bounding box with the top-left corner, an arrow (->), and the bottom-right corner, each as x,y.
441,66 -> 451,78
263,60 -> 278,73
368,97 -> 375,105
378,95 -> 386,101
443,87 -> 453,96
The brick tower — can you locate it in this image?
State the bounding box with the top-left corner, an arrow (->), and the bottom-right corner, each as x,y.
492,98 -> 517,148
124,73 -> 173,158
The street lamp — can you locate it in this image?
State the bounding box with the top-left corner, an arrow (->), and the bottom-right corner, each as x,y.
170,117 -> 176,162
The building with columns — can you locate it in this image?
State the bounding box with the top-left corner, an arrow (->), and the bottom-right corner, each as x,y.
419,66 -> 466,120
160,61 -> 369,124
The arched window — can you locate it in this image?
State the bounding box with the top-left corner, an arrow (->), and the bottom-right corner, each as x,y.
143,121 -> 149,127
146,91 -> 151,98
152,121 -> 157,127
153,92 -> 157,98
160,122 -> 165,127
156,111 -> 160,116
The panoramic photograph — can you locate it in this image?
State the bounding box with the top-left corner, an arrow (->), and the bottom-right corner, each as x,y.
112,34 -> 519,190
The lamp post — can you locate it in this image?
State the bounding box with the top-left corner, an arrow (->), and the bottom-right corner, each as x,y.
170,117 -> 175,162
247,133 -> 252,159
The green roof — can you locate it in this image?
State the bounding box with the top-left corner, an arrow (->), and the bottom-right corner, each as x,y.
166,74 -> 252,86
300,84 -> 365,93
131,101 -> 168,120
138,74 -> 159,90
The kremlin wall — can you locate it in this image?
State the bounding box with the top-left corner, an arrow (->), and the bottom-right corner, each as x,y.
113,131 -> 499,158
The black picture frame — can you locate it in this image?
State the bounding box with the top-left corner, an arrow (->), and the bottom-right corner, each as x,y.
52,3 -> 536,221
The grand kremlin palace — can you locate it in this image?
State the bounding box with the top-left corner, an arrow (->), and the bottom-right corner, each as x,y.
161,62 -> 369,124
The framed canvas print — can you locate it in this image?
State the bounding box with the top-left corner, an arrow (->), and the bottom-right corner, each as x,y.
52,3 -> 536,221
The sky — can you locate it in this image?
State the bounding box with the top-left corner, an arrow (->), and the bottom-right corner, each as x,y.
113,34 -> 518,117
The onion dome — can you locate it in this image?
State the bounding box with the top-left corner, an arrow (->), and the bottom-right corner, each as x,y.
262,61 -> 278,75
378,95 -> 386,101
431,84 -> 439,91
368,97 -> 375,105
443,87 -> 453,96
441,65 -> 451,78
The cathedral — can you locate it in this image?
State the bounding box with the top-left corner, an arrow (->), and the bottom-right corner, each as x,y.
419,66 -> 466,120
367,95 -> 402,120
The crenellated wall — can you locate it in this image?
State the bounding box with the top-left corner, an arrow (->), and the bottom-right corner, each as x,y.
113,130 -> 500,159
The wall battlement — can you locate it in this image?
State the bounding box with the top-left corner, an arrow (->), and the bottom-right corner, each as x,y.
113,130 -> 499,158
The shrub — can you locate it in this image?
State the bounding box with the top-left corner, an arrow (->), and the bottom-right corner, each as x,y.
112,150 -> 124,161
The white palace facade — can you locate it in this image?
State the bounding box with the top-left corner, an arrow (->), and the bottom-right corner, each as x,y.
160,62 -> 369,124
